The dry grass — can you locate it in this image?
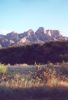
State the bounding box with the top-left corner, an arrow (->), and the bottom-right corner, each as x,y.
14,63 -> 29,67
0,63 -> 68,88
0,63 -> 68,100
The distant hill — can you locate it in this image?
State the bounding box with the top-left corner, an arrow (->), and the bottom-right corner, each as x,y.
0,41 -> 68,64
0,27 -> 68,48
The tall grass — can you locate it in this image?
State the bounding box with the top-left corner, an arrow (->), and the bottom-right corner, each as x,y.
0,63 -> 68,88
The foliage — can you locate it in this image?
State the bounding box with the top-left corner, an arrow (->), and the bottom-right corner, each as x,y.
0,64 -> 7,74
0,41 -> 68,64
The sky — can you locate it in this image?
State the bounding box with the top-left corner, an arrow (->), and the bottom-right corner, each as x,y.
0,0 -> 68,36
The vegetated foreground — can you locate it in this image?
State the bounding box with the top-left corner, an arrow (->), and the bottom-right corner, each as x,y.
0,63 -> 68,100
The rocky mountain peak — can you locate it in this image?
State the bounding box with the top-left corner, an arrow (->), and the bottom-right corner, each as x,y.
27,29 -> 34,36
6,31 -> 19,42
45,30 -> 61,37
7,31 -> 18,36
35,27 -> 44,33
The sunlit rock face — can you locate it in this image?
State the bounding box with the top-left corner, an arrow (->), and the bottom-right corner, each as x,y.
35,27 -> 63,41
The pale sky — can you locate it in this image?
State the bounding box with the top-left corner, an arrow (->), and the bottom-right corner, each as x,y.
0,0 -> 68,36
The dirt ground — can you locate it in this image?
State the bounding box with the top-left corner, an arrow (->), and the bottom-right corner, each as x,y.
0,87 -> 68,100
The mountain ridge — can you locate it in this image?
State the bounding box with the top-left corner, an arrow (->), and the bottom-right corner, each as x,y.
0,27 -> 68,48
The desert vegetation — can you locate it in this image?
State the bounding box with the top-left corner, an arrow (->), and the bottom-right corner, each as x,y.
0,64 -> 7,74
0,62 -> 68,100
0,41 -> 68,64
0,62 -> 68,88
0,41 -> 68,100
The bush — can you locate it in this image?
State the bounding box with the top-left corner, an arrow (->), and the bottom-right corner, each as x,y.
0,64 -> 7,74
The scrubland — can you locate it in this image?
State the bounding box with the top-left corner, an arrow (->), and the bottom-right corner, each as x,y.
0,62 -> 68,100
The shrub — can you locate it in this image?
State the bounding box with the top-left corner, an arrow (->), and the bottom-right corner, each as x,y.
0,64 -> 7,74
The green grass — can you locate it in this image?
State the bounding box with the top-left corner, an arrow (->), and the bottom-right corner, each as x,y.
0,64 -> 7,74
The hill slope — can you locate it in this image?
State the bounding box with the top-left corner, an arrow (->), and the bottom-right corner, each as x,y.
0,41 -> 68,64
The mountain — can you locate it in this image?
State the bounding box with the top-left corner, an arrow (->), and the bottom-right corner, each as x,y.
0,27 -> 68,48
6,32 -> 19,42
35,27 -> 66,41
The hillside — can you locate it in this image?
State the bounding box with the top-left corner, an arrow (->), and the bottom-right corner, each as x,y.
0,41 -> 68,64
